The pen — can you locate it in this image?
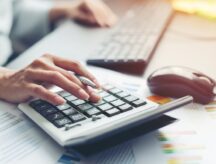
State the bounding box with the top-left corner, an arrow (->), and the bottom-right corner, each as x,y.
75,74 -> 97,89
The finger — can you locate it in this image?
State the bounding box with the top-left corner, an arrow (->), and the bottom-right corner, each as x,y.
86,86 -> 101,103
28,83 -> 65,105
84,7 -> 107,27
51,56 -> 101,88
86,1 -> 116,27
48,65 -> 84,87
75,11 -> 100,26
27,70 -> 90,100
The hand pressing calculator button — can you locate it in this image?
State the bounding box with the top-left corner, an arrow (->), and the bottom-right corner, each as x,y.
28,84 -> 150,128
19,82 -> 193,147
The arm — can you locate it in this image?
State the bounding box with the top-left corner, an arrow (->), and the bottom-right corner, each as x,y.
0,54 -> 101,105
49,0 -> 118,27
10,0 -> 117,52
10,0 -> 53,50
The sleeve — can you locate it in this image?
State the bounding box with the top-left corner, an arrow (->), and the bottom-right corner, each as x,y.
10,0 -> 54,53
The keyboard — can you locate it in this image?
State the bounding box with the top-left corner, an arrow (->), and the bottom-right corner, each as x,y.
87,0 -> 173,75
18,84 -> 193,147
29,84 -> 147,129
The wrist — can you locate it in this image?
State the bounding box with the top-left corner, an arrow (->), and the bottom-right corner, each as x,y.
0,68 -> 15,99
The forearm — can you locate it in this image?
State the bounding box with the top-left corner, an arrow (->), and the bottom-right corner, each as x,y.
0,67 -> 15,100
11,0 -> 54,49
0,67 -> 12,76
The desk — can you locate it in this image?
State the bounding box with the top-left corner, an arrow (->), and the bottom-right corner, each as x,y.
5,12 -> 216,163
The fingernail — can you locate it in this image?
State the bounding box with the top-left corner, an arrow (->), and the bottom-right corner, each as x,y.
54,96 -> 66,105
78,89 -> 89,100
92,92 -> 101,100
93,79 -> 101,88
87,86 -> 101,100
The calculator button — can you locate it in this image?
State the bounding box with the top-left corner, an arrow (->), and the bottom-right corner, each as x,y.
40,107 -> 58,116
105,108 -> 121,117
30,100 -> 46,107
131,99 -> 147,107
86,108 -> 101,116
70,99 -> 86,106
58,91 -> 71,97
98,91 -> 110,97
124,95 -> 139,102
98,103 -> 113,111
116,92 -> 130,98
109,88 -> 122,94
69,113 -> 86,122
47,112 -> 64,121
103,95 -> 117,102
57,103 -> 70,110
111,99 -> 125,106
64,124 -> 81,131
78,103 -> 93,112
62,108 -> 77,115
65,95 -> 78,101
118,104 -> 133,112
103,84 -> 114,90
53,118 -> 72,128
92,100 -> 106,106
91,115 -> 102,121
32,103 -> 53,111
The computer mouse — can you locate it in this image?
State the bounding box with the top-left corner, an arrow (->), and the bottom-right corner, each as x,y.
147,66 -> 216,104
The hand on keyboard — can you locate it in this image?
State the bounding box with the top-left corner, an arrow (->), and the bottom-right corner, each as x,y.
53,0 -> 118,27
0,54 -> 101,105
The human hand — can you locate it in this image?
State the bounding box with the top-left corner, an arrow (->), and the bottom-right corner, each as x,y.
0,54 -> 101,105
50,0 -> 118,27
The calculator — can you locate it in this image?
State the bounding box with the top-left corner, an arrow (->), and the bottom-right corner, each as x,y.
18,84 -> 193,147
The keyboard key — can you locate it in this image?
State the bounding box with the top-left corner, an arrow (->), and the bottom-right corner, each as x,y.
98,103 -> 113,111
40,107 -> 58,116
111,99 -> 125,106
57,103 -> 70,110
58,91 -> 71,97
65,95 -> 77,101
124,95 -> 139,102
131,99 -> 147,107
69,113 -> 86,122
71,99 -> 86,106
109,88 -> 122,94
78,103 -> 93,112
117,91 -> 130,98
118,104 -> 133,112
53,118 -> 72,128
86,108 -> 101,116
103,95 -> 117,102
105,108 -> 121,117
47,112 -> 64,121
62,108 -> 77,115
